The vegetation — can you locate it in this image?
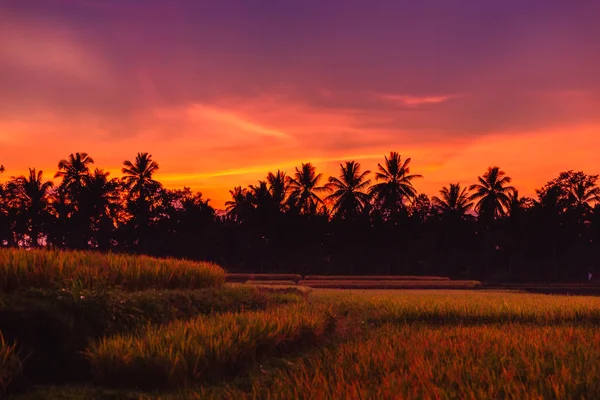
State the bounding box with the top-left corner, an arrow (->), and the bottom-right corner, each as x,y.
85,304 -> 334,389
217,325 -> 600,399
0,284 -> 305,386
10,290 -> 600,399
0,331 -> 24,396
1,152 -> 599,280
0,248 -> 225,292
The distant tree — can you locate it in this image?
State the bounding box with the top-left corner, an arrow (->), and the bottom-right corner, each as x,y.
469,167 -> 515,221
55,152 -> 94,195
286,163 -> 326,215
121,153 -> 162,250
411,193 -> 432,222
122,153 -> 161,202
432,183 -> 473,219
225,186 -> 253,222
266,170 -> 288,212
369,152 -> 422,219
11,169 -> 54,247
85,169 -> 121,249
54,152 -> 95,248
537,171 -> 600,215
325,161 -> 371,219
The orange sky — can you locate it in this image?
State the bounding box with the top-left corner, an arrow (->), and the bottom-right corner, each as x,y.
2,2 -> 600,209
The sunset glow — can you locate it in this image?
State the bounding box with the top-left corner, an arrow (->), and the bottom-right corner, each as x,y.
2,1 -> 599,208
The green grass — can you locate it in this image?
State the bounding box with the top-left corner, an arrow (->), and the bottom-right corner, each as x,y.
85,304 -> 334,389
0,248 -> 225,293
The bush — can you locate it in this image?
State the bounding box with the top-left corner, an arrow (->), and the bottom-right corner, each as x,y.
85,305 -> 335,389
0,248 -> 225,293
0,286 -> 305,384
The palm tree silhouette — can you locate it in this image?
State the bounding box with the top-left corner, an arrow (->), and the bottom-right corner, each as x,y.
469,166 -> 515,220
432,183 -> 473,218
122,153 -> 161,201
568,175 -> 600,209
286,163 -> 326,215
225,186 -> 253,222
325,161 -> 372,219
13,168 -> 54,247
54,152 -> 94,194
85,169 -> 121,247
267,170 -> 288,211
369,152 -> 422,217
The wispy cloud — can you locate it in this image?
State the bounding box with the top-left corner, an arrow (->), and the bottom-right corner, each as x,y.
187,105 -> 292,140
377,93 -> 461,106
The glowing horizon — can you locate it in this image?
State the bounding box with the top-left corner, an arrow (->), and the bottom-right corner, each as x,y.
2,1 -> 600,208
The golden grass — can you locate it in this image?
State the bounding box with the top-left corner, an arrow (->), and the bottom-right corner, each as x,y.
315,290 -> 600,325
222,324 -> 600,399
0,248 -> 225,292
85,304 -> 333,389
299,280 -> 481,290
304,275 -> 449,281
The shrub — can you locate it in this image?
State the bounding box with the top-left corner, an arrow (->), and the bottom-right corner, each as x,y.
0,248 -> 225,293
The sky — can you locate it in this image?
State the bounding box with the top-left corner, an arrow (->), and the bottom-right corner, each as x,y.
1,0 -> 600,208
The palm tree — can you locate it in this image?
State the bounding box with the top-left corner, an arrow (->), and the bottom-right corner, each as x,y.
225,186 -> 253,222
122,152 -> 161,201
325,161 -> 372,219
432,183 -> 473,218
55,152 -> 94,195
286,163 -> 326,215
568,176 -> 600,209
84,169 -> 121,249
267,170 -> 288,211
369,152 -> 422,217
469,166 -> 515,220
13,168 -> 54,247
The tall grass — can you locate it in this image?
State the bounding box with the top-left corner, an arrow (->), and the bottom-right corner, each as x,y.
0,331 -> 24,395
0,248 -> 225,292
85,304 -> 334,389
221,324 -> 600,399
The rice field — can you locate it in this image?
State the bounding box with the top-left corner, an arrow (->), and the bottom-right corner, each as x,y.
7,252 -> 600,399
85,304 -> 333,389
0,248 -> 225,292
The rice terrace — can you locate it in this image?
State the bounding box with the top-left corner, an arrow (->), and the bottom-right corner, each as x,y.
0,248 -> 599,399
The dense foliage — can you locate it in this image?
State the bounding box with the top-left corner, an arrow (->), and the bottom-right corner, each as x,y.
1,152 -> 599,281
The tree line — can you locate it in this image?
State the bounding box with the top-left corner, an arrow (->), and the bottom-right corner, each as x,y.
0,151 -> 599,282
